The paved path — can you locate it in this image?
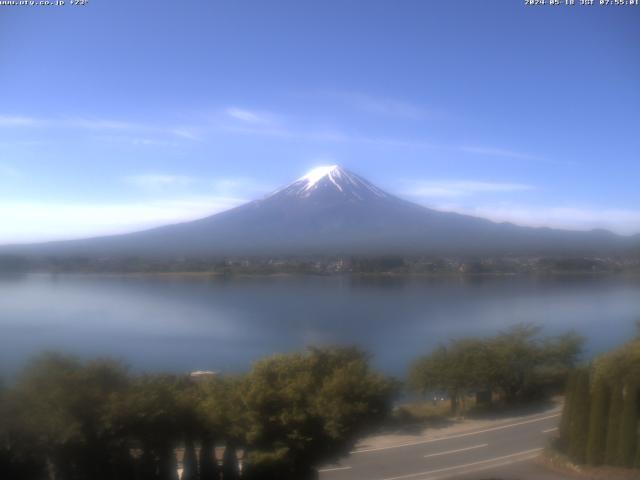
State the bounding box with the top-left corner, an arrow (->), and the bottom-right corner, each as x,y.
319,410 -> 565,480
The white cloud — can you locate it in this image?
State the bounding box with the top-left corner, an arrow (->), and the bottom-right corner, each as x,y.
210,177 -> 272,195
0,115 -> 39,127
0,109 -> 436,152
326,92 -> 426,119
0,113 -> 199,141
169,127 -> 201,140
124,174 -> 196,191
429,203 -> 640,235
124,173 -> 273,197
459,146 -> 541,161
226,107 -> 270,124
0,172 -> 276,243
403,180 -> 534,198
0,196 -> 246,244
64,117 -> 142,130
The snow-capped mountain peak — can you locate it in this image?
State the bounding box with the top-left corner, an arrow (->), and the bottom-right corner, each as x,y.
274,165 -> 390,201
298,165 -> 342,191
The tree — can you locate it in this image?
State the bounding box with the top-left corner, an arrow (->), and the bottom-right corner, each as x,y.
617,381 -> 639,467
585,379 -> 609,465
174,379 -> 202,480
199,376 -> 246,480
409,339 -> 493,414
489,325 -> 543,403
409,344 -> 458,413
182,440 -> 198,480
0,381 -> 47,480
409,325 -> 583,410
198,434 -> 219,480
13,353 -> 132,480
591,336 -> 640,468
605,384 -> 624,466
567,368 -> 590,464
113,374 -> 182,480
222,444 -> 240,480
558,371 -> 576,450
241,347 -> 395,479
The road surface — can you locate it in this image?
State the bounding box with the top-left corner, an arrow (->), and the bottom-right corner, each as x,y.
319,410 -> 563,480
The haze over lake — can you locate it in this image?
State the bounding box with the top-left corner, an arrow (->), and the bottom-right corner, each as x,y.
1,274 -> 639,378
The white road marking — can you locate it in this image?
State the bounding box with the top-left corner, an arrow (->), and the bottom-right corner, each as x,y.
318,466 -> 352,473
352,413 -> 560,454
542,427 -> 558,433
422,449 -> 543,480
381,448 -> 543,480
423,443 -> 488,458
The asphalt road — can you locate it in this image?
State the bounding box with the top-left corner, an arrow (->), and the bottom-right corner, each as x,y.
319,411 -> 562,480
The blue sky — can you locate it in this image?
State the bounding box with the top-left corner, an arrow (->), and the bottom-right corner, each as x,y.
1,1 -> 639,243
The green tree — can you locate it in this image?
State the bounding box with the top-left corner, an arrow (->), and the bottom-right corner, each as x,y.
181,440 -> 198,480
410,325 -> 583,410
558,370 -> 577,450
222,444 -> 240,480
0,382 -> 47,480
617,381 -> 639,468
605,384 -> 624,465
585,379 -> 609,465
489,325 -> 543,403
409,339 -> 492,414
199,376 -> 246,480
242,347 -> 395,479
567,368 -> 590,464
198,434 -> 219,480
591,336 -> 640,468
14,353 -> 132,480
537,331 -> 584,394
112,374 -> 182,480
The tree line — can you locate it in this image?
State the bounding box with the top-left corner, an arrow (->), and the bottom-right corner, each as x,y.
0,347 -> 396,480
1,325 -> 587,480
408,325 -> 584,413
559,333 -> 640,469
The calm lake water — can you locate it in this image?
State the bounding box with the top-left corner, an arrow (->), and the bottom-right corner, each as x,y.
1,273 -> 639,379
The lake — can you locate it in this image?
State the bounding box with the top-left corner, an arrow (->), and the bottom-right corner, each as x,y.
1,273 -> 639,379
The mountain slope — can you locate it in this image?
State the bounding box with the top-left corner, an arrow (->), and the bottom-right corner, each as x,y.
2,166 -> 635,257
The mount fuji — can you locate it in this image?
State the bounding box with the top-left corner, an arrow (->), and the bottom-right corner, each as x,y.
3,165 -> 635,257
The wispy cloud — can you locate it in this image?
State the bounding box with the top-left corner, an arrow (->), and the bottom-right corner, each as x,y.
323,92 -> 427,119
0,169 -> 282,243
95,136 -> 180,148
0,110 -> 545,164
459,146 -> 542,162
0,115 -> 39,127
64,117 -> 143,130
225,107 -> 273,124
0,113 -> 200,141
124,174 -> 196,191
403,180 -> 535,198
428,202 -> 640,235
218,120 -> 439,150
0,196 -> 246,244
210,177 -> 273,195
124,172 -> 274,200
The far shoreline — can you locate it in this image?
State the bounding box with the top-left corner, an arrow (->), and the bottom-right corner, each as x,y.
13,269 -> 640,280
